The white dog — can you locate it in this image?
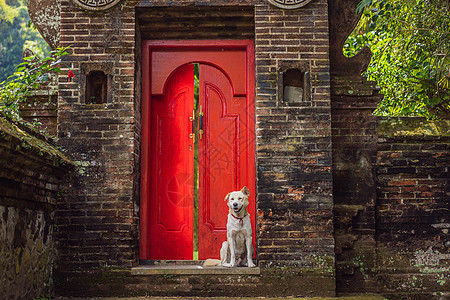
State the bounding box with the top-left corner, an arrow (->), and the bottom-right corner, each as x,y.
203,186 -> 255,268
220,186 -> 255,268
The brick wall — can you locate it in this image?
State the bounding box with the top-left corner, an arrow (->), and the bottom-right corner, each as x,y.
376,118 -> 450,297
50,0 -> 450,298
55,0 -> 139,273
332,107 -> 450,297
0,116 -> 72,300
21,92 -> 58,137
254,0 -> 335,284
55,0 -> 335,297
18,74 -> 58,136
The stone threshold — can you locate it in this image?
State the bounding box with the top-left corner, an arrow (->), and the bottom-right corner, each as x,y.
131,261 -> 260,275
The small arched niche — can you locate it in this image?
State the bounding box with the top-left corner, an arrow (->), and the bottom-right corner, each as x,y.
86,70 -> 107,104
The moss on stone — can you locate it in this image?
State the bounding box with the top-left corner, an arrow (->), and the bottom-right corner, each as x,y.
378,117 -> 450,137
0,116 -> 73,168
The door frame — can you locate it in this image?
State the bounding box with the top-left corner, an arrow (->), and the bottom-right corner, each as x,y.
140,40 -> 255,261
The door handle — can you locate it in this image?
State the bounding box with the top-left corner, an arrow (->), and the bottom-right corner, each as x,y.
199,105 -> 204,140
189,110 -> 195,143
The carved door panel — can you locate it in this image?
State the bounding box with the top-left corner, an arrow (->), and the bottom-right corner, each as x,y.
197,64 -> 256,260
148,64 -> 195,260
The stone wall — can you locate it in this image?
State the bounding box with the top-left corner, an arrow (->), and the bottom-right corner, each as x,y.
16,72 -> 59,137
0,116 -> 72,300
376,118 -> 450,298
332,110 -> 450,298
331,76 -> 450,298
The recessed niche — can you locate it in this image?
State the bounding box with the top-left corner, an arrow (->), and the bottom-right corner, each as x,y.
86,70 -> 107,104
278,64 -> 310,103
80,62 -> 113,106
283,69 -> 304,102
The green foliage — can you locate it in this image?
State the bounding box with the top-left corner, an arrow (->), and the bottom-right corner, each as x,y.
0,46 -> 69,122
194,63 -> 199,109
0,0 -> 50,83
345,0 -> 450,119
0,0 -> 22,23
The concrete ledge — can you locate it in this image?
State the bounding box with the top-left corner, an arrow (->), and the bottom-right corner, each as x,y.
131,265 -> 261,275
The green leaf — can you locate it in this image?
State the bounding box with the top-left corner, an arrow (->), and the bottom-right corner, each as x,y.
1,44 -> 70,125
357,0 -> 373,14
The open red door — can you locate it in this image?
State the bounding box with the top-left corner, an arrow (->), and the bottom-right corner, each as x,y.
197,64 -> 256,260
148,64 -> 195,260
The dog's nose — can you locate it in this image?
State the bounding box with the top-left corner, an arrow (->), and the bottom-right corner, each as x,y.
233,202 -> 238,207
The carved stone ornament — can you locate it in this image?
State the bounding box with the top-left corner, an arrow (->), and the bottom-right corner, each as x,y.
268,0 -> 314,9
72,0 -> 121,11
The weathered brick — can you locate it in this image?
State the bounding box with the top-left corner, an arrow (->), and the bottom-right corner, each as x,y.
19,0 -> 442,298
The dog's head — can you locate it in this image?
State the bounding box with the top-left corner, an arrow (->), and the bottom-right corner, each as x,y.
225,186 -> 250,215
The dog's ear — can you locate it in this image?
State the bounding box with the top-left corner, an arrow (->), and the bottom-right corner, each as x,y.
241,186 -> 250,197
224,193 -> 231,201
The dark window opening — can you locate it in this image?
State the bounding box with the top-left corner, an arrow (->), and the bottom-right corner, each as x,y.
283,68 -> 308,103
86,70 -> 107,104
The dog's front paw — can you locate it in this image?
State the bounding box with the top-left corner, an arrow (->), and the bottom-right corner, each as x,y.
248,261 -> 256,268
222,262 -> 232,268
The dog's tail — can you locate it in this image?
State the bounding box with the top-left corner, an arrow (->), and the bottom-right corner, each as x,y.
202,259 -> 221,267
202,241 -> 229,267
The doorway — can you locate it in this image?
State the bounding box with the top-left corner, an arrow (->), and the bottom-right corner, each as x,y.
140,40 -> 255,261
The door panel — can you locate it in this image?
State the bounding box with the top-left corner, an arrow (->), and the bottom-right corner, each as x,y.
198,64 -> 256,260
148,64 -> 194,260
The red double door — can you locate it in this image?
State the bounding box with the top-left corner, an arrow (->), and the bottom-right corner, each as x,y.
140,41 -> 255,260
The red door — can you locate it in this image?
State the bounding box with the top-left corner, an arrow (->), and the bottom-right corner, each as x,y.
148,64 -> 195,260
198,64 -> 256,259
140,40 -> 255,261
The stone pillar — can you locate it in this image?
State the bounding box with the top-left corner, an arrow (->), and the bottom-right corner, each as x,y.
328,0 -> 382,294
